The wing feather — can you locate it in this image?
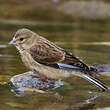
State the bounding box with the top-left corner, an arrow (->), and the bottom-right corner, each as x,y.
30,38 -> 65,64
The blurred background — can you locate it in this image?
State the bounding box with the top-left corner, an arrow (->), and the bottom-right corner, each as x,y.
0,0 -> 110,110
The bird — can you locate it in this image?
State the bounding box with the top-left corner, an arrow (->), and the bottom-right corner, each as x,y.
9,28 -> 108,91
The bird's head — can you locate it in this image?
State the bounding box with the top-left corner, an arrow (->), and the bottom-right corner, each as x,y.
9,28 -> 37,53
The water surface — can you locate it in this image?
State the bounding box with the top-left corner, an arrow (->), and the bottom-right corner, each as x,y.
0,19 -> 110,110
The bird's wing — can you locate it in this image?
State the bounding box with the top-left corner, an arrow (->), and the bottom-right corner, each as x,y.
29,38 -> 97,76
61,51 -> 90,72
29,39 -> 65,68
61,50 -> 99,77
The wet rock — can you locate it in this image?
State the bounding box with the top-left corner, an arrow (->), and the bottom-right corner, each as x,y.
10,71 -> 63,91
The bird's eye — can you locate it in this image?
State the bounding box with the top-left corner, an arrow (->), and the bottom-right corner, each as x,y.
19,38 -> 24,41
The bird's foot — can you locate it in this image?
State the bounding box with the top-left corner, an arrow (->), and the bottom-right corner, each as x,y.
39,76 -> 48,81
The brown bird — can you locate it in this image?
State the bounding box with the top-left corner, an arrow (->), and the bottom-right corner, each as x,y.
9,28 -> 108,91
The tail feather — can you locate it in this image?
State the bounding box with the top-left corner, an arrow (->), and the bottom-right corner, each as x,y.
82,75 -> 108,91
72,72 -> 108,91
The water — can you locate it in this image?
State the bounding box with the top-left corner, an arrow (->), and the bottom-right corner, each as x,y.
0,19 -> 110,110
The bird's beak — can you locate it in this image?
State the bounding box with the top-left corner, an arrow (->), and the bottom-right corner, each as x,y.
8,40 -> 16,45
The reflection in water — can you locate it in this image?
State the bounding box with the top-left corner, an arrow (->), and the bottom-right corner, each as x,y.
0,19 -> 110,110
97,107 -> 110,110
70,94 -> 98,110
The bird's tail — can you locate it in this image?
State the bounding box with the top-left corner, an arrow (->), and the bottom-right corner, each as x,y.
72,72 -> 108,91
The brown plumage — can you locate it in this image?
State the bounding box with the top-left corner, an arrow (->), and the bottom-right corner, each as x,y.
9,28 -> 108,91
